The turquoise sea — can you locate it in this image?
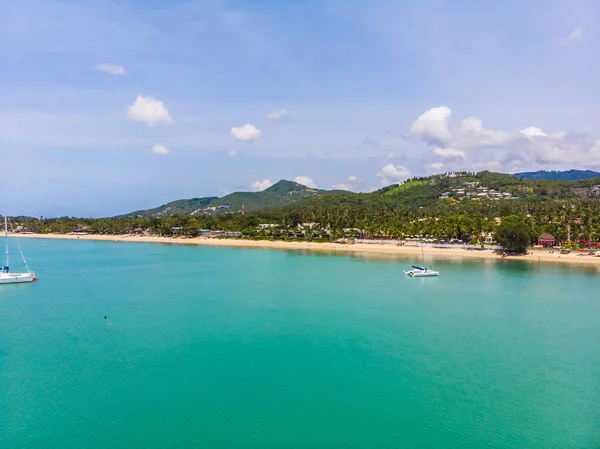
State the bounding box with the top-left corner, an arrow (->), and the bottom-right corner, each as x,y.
1,238 -> 599,448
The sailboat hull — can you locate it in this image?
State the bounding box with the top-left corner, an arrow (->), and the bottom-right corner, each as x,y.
0,273 -> 36,284
2,208 -> 37,285
406,270 -> 439,277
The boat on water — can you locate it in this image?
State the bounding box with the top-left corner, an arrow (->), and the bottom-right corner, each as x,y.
0,210 -> 37,284
404,265 -> 440,277
404,244 -> 440,277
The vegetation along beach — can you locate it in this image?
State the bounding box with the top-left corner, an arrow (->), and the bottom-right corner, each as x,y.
10,171 -> 600,268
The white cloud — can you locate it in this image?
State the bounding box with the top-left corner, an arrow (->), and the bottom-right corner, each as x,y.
96,64 -> 127,76
333,175 -> 360,191
228,149 -> 238,157
497,132 -> 600,168
409,106 -> 452,146
332,184 -> 351,191
411,107 -> 513,150
520,127 -> 547,138
250,179 -> 273,192
408,105 -> 600,171
127,95 -> 172,126
456,116 -> 512,148
295,176 -> 317,188
433,147 -> 465,159
266,109 -> 287,120
152,144 -> 170,155
231,124 -> 261,142
550,132 -> 567,140
386,152 -> 396,160
377,164 -> 411,185
563,26 -> 583,45
519,133 -> 591,165
430,162 -> 444,170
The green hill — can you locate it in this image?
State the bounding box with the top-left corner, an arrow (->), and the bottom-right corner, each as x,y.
514,169 -> 600,181
17,170 -> 600,239
126,196 -> 218,218
125,180 -> 338,217
124,171 -> 600,218
383,180 -> 428,195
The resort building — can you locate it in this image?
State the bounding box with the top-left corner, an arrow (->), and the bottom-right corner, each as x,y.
538,233 -> 556,247
199,230 -> 223,238
451,183 -> 517,201
258,223 -> 279,229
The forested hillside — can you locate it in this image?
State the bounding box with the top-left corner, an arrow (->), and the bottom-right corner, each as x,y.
125,180 -> 339,217
125,171 -> 600,218
514,169 -> 600,181
11,171 -> 600,250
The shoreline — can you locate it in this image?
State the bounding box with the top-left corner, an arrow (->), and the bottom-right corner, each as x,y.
11,233 -> 600,268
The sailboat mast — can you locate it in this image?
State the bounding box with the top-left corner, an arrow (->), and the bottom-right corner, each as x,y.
4,207 -> 8,269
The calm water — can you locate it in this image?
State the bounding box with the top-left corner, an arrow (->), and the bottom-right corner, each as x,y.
1,239 -> 599,448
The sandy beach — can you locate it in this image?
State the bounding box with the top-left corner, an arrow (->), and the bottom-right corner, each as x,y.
11,233 -> 600,268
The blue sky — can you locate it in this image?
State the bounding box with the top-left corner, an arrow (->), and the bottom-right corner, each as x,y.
2,0 -> 599,216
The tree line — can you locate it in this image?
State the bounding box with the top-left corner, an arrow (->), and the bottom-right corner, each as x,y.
12,195 -> 600,253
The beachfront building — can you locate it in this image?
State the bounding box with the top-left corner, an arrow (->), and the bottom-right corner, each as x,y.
343,227 -> 362,238
199,230 -> 223,238
128,228 -> 144,236
480,232 -> 496,244
71,224 -> 91,235
171,226 -> 184,236
220,231 -> 242,238
299,222 -> 319,229
538,233 -> 556,247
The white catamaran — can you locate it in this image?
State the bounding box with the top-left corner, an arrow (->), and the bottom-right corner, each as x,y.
404,243 -> 440,277
0,210 -> 37,284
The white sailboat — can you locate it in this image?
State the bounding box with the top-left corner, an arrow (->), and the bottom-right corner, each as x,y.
404,243 -> 440,277
0,210 -> 37,284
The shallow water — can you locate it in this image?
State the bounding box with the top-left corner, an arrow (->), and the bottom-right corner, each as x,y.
1,239 -> 599,448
